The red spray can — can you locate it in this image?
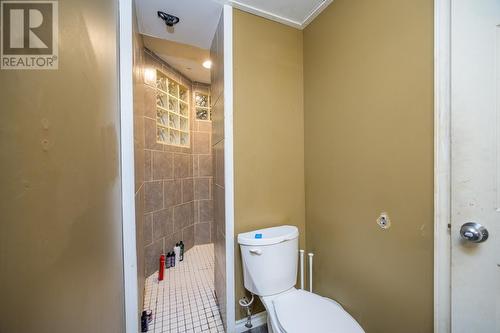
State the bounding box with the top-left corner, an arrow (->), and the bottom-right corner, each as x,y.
158,254 -> 165,281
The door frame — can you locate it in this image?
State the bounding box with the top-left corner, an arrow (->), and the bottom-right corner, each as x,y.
118,3 -> 236,332
434,0 -> 451,332
223,4 -> 236,332
119,0 -> 139,331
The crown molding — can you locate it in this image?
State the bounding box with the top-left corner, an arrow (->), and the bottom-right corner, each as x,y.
228,0 -> 334,30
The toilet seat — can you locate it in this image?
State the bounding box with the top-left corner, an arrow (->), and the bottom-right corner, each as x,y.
272,289 -> 364,333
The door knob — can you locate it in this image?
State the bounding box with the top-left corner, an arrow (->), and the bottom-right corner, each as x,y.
460,222 -> 488,243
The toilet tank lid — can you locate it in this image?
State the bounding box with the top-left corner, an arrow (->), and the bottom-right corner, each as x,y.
237,225 -> 299,246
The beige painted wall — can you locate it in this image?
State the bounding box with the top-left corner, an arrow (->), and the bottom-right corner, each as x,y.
303,0 -> 434,332
0,0 -> 125,331
233,9 -> 305,319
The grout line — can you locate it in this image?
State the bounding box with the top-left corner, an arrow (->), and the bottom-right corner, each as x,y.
143,244 -> 222,332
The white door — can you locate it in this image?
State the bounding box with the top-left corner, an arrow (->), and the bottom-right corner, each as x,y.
451,0 -> 500,332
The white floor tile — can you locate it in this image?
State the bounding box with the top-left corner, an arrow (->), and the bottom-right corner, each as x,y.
143,244 -> 223,333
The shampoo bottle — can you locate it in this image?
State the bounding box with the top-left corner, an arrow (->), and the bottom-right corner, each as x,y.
170,251 -> 176,267
166,252 -> 172,269
179,241 -> 184,261
174,243 -> 181,263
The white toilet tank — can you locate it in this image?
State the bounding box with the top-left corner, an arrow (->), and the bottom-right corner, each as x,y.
238,225 -> 299,296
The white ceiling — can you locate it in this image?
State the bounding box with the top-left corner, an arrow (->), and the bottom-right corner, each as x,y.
143,35 -> 211,84
134,0 -> 334,51
135,0 -> 223,50
229,0 -> 333,29
135,0 -> 333,82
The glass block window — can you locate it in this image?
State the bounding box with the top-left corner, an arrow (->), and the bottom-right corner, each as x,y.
195,91 -> 211,121
155,69 -> 190,147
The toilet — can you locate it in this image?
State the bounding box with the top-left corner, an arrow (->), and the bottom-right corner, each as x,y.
238,225 -> 365,333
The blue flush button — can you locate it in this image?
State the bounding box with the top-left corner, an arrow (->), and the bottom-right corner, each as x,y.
255,233 -> 263,239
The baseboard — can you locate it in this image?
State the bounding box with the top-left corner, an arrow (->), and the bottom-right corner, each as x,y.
235,311 -> 267,332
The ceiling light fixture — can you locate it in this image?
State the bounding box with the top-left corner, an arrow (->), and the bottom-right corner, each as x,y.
144,68 -> 156,86
202,60 -> 212,69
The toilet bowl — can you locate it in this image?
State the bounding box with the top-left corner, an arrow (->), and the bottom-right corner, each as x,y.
261,288 -> 364,333
238,225 -> 365,333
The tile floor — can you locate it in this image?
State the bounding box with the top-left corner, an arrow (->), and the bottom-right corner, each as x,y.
143,244 -> 224,333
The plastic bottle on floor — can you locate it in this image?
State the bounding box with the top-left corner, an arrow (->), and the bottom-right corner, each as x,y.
174,243 -> 181,263
166,252 -> 172,269
158,254 -> 165,281
170,251 -> 175,267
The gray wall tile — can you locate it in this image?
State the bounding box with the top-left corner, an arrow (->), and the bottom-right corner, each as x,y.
145,239 -> 163,276
140,47 -> 214,284
164,179 -> 182,207
165,232 -> 184,254
144,118 -> 162,150
214,185 -> 225,236
144,181 -> 163,213
153,208 -> 173,240
214,141 -> 224,187
143,213 -> 153,246
182,224 -> 195,251
195,222 -> 211,245
134,117 -> 145,192
173,202 -> 194,233
195,178 -> 210,200
153,151 -> 173,180
182,178 -> 194,203
198,155 -> 212,177
193,201 -> 200,223
198,121 -> 212,132
174,153 -> 192,179
211,95 -> 224,145
144,150 -> 152,181
144,86 -> 156,119
193,132 -> 211,154
210,221 -> 216,245
192,155 -> 199,177
199,200 -> 214,222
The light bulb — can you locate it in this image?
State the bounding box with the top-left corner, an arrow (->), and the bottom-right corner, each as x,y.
202,60 -> 212,69
144,68 -> 156,85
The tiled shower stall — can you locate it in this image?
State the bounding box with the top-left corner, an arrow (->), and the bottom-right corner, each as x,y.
133,7 -> 226,331
134,10 -> 225,332
138,49 -> 214,277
